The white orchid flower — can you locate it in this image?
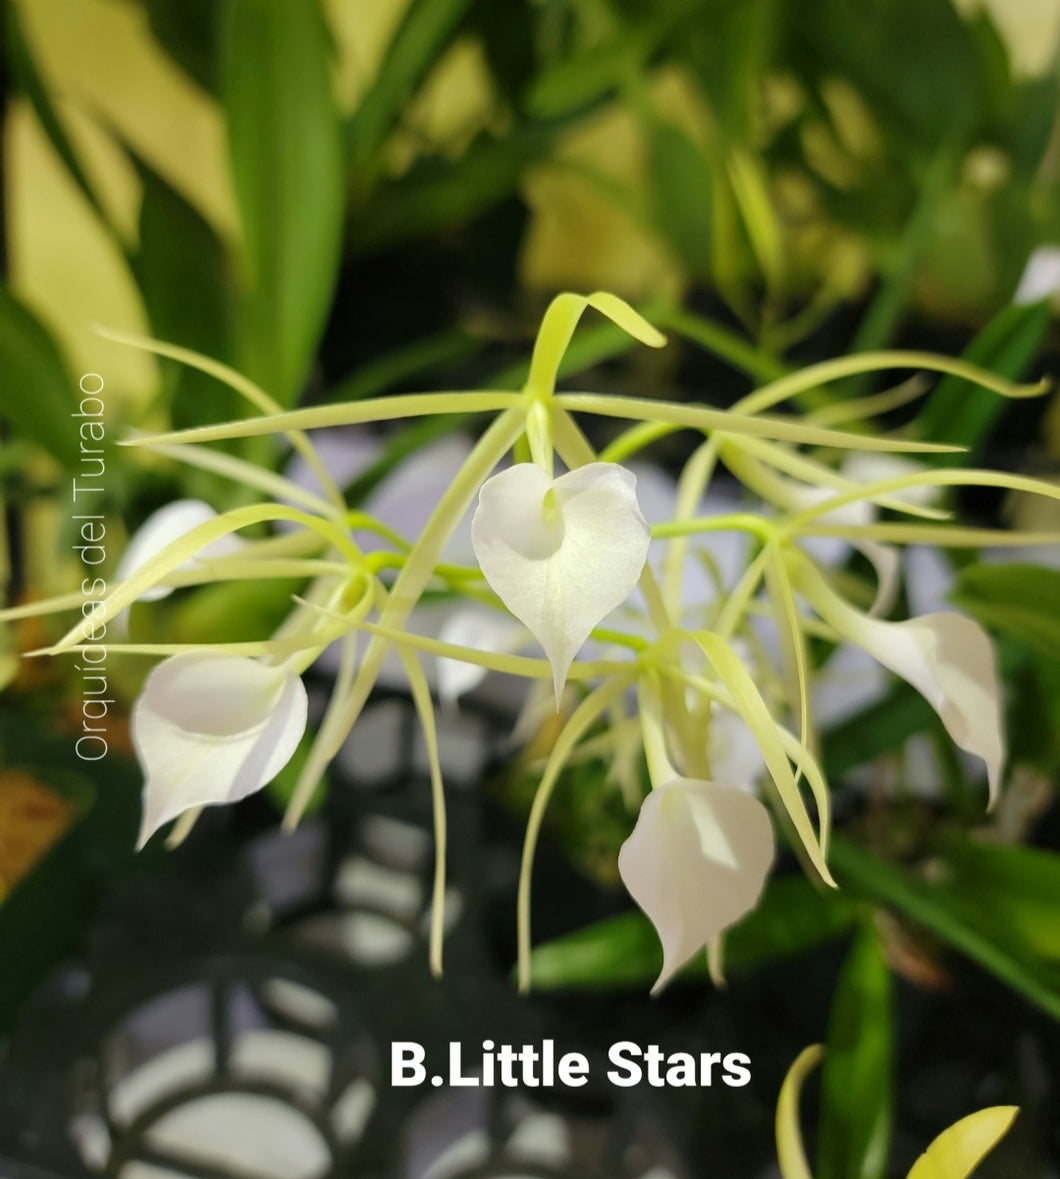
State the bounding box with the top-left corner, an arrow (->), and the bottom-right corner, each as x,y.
116,499 -> 246,602
472,462 -> 651,703
617,777 -> 775,993
133,653 -> 308,847
796,558 -> 1004,806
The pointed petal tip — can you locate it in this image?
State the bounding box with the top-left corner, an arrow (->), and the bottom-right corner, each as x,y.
909,1105 -> 1020,1179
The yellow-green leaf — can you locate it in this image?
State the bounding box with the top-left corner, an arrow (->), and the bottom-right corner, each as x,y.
776,1045 -> 823,1179
223,0 -> 344,405
907,1107 -> 1019,1179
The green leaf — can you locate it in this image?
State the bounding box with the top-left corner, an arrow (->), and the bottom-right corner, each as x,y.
222,0 -> 345,406
526,24 -> 659,118
465,0 -> 536,106
907,1106 -> 1018,1179
5,5 -> 116,239
347,0 -> 473,180
830,836 -> 1060,1022
0,287 -> 82,468
817,923 -> 893,1179
951,563 -> 1060,662
939,835 -> 1060,962
824,685 -> 935,779
134,164 -> 237,432
350,122 -> 557,257
645,119 -> 715,276
915,300 -> 1050,459
683,0 -> 779,138
526,875 -> 859,990
789,0 -> 981,153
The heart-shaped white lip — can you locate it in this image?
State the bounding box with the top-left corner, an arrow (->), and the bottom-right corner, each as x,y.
471,462 -> 651,702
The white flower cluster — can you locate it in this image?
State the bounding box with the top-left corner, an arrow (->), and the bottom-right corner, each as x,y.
13,292 -> 1058,991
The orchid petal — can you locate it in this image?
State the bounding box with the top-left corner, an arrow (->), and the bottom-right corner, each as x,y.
1013,245 -> 1060,305
133,653 -> 308,847
618,778 -> 775,993
859,612 -> 1003,805
117,500 -> 245,601
472,462 -> 650,702
907,1107 -> 1019,1179
802,565 -> 1004,805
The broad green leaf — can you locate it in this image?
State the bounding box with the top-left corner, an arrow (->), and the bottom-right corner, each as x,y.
790,0 -> 980,153
907,1107 -> 1018,1179
223,0 -> 345,406
951,564 -> 1060,662
683,0 -> 779,138
5,5 -> 114,237
824,685 -> 935,779
0,287 -> 81,468
939,835 -> 1060,962
527,875 -> 859,990
464,0 -> 535,106
526,24 -> 660,118
350,122 -> 557,257
347,0 -> 473,179
818,923 -> 893,1179
830,836 -> 1060,1022
966,8 -> 1060,176
645,119 -> 715,276
135,164 -> 237,433
915,301 -> 1051,460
